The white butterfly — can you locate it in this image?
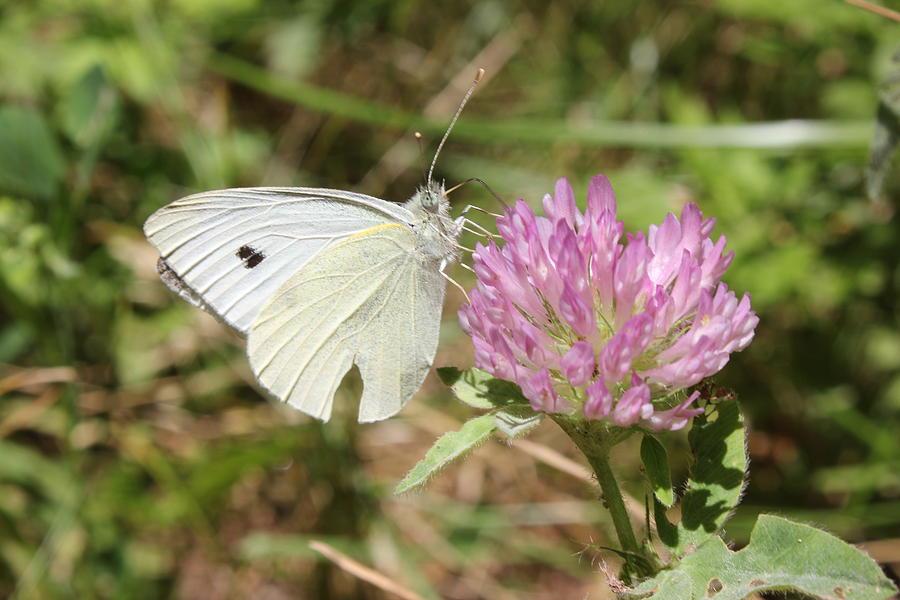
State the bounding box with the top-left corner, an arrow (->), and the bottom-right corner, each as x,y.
144,70 -> 484,422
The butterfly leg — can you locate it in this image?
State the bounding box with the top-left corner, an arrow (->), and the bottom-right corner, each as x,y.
440,270 -> 470,303
454,205 -> 499,240
456,204 -> 502,221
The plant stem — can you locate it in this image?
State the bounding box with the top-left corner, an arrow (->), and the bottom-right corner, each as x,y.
551,417 -> 640,555
583,448 -> 640,555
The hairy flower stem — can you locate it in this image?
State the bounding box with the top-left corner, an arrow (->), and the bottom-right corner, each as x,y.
552,417 -> 640,556
588,449 -> 639,553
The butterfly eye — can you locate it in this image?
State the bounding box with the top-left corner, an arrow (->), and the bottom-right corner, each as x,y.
421,191 -> 439,211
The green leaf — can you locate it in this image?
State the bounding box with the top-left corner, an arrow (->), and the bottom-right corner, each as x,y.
866,50 -> 900,200
58,64 -> 119,148
657,394 -> 747,556
0,105 -> 65,199
653,496 -> 680,551
436,367 -> 529,410
494,409 -> 542,438
640,435 -> 674,508
628,515 -> 898,600
394,414 -> 496,494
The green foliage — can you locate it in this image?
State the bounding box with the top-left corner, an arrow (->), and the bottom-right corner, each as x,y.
629,515 -> 898,600
436,366 -> 542,438
621,392 -> 896,596
0,105 -> 64,200
655,396 -> 747,556
866,50 -> 900,199
394,414 -> 497,494
397,369 -> 541,494
58,65 -> 119,149
435,366 -> 530,410
640,434 -> 673,508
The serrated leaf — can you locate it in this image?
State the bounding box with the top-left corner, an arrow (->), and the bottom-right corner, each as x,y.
628,515 -> 898,600
394,414 -> 496,494
0,105 -> 65,199
494,408 -> 541,438
656,395 -> 747,556
437,367 -> 529,410
641,434 -> 674,508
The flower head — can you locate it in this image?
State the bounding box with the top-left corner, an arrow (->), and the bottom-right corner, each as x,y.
459,175 -> 758,431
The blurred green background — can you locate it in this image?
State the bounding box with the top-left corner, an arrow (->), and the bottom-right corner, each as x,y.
1,0 -> 899,598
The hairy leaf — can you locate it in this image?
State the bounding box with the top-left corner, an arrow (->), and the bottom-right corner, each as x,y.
656,394 -> 747,556
393,414 -> 496,494
629,515 -> 898,600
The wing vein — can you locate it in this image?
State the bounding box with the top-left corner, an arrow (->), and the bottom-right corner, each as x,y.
284,254 -> 415,408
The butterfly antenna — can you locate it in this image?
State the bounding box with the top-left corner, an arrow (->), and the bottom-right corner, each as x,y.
414,131 -> 425,155
413,131 -> 428,173
427,68 -> 485,185
445,177 -> 508,207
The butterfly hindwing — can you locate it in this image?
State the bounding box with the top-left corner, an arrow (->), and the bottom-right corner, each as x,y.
247,223 -> 447,422
143,187 -> 413,334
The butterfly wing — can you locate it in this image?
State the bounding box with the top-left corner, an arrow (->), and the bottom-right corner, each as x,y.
246,223 -> 446,422
143,187 -> 413,334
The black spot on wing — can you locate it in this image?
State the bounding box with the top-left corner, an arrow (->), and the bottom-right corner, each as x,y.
236,245 -> 266,269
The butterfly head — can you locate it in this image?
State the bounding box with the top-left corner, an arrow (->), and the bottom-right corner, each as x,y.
407,180 -> 450,222
404,180 -> 458,262
418,180 -> 446,213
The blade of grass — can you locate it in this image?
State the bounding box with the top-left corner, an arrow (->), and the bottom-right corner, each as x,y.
309,540 -> 425,600
842,0 -> 900,22
210,53 -> 873,149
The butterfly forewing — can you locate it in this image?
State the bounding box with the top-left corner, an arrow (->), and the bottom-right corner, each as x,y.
247,223 -> 447,422
143,187 -> 413,333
